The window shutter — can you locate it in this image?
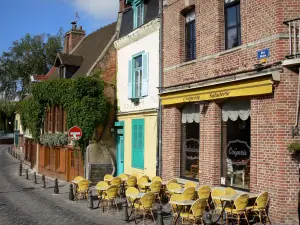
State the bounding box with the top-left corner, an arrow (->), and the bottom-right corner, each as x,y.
133,6 -> 137,29
51,107 -> 55,133
131,119 -> 144,169
58,106 -> 63,132
44,110 -> 48,133
141,52 -> 149,97
128,59 -> 133,99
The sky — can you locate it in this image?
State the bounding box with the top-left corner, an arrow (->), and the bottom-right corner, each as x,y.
0,0 -> 119,54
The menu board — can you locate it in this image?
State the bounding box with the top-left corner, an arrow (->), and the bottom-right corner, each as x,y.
88,163 -> 113,185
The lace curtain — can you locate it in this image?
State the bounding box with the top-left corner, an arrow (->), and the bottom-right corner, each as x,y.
182,104 -> 200,123
222,99 -> 250,122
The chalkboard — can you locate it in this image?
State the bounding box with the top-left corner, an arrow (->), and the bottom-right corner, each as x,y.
88,163 -> 113,185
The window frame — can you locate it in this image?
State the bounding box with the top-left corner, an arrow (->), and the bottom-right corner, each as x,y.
133,54 -> 143,99
133,0 -> 144,29
185,10 -> 196,61
224,0 -> 241,50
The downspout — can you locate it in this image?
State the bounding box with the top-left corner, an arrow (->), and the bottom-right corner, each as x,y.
157,0 -> 163,177
294,68 -> 300,136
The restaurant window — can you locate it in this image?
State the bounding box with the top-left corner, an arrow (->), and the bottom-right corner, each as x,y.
185,10 -> 196,61
225,0 -> 241,49
181,103 -> 200,179
221,99 -> 250,190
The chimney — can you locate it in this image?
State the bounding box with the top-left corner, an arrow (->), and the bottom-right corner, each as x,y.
63,21 -> 86,53
119,0 -> 130,13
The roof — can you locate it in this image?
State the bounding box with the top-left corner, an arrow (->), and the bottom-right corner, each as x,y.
55,52 -> 84,67
32,67 -> 57,81
49,22 -> 117,79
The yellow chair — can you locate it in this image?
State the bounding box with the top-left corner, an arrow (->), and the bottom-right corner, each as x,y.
126,176 -> 137,188
225,187 -> 237,195
211,188 -> 224,213
180,198 -> 207,225
246,192 -> 271,225
73,176 -> 84,182
111,177 -> 122,187
133,192 -> 155,224
141,175 -> 149,180
138,177 -> 149,193
197,185 -> 211,209
75,179 -> 89,201
152,176 -> 162,183
96,181 -> 109,198
165,178 -> 178,198
166,178 -> 177,186
167,182 -> 182,196
131,173 -> 141,179
169,194 -> 182,218
104,174 -> 113,183
225,194 -> 250,225
119,174 -> 128,181
185,181 -> 197,189
150,181 -> 162,203
182,187 -> 196,200
125,187 -> 139,206
100,185 -> 119,212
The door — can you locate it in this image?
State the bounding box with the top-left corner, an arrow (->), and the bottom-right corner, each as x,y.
132,119 -> 144,169
116,129 -> 124,175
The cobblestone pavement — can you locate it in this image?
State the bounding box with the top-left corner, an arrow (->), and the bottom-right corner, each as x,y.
0,145 -> 175,225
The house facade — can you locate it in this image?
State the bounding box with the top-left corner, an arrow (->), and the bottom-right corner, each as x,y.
160,0 -> 300,224
38,21 -> 118,182
114,0 -> 160,177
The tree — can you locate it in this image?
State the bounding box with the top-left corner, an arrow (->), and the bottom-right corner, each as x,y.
0,28 -> 64,100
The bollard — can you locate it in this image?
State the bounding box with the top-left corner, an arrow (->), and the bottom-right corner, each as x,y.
25,169 -> 29,179
54,179 -> 59,194
42,175 -> 46,188
156,203 -> 164,225
34,172 -> 37,184
203,212 -> 214,225
18,161 -> 22,176
69,184 -> 74,201
87,190 -> 94,210
122,200 -> 129,221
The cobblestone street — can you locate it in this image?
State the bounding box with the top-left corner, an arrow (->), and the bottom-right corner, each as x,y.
0,145 -> 173,225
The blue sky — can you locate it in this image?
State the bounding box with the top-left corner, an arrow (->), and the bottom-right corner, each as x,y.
0,0 -> 119,54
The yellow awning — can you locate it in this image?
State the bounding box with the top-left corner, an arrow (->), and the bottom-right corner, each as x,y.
160,76 -> 273,105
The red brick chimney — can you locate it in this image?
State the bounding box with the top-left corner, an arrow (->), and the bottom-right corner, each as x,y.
63,22 -> 85,53
119,0 -> 130,12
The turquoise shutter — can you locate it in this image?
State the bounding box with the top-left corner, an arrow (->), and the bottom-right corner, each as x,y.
131,119 -> 144,169
128,59 -> 133,99
133,5 -> 137,29
141,52 -> 149,97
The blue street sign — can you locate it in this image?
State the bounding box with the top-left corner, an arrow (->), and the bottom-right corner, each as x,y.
257,48 -> 270,60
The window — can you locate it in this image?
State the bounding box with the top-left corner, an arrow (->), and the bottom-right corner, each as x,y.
48,107 -> 52,132
59,66 -> 64,78
63,111 -> 67,132
181,104 -> 200,179
221,99 -> 250,190
185,10 -> 196,61
132,119 -> 144,169
133,0 -> 144,29
128,52 -> 149,99
225,0 -> 241,49
55,106 -> 59,132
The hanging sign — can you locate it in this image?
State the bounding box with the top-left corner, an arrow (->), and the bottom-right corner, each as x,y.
226,139 -> 250,162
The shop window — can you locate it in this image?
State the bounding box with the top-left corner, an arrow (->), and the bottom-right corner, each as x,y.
225,0 -> 241,49
128,52 -> 149,99
221,99 -> 250,190
133,0 -> 144,29
185,10 -> 196,61
181,104 -> 200,179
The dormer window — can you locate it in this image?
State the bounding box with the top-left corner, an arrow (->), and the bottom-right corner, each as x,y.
133,0 -> 144,29
59,66 -> 64,78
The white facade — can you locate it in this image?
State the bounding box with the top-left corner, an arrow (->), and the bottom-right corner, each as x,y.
115,19 -> 160,113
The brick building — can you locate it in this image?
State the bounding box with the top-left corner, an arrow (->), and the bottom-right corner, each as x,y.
160,0 -> 300,224
37,21 -> 119,182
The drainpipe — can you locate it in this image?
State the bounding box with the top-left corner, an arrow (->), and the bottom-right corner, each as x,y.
157,0 -> 163,177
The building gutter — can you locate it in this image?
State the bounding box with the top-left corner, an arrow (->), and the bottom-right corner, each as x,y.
157,0 -> 163,177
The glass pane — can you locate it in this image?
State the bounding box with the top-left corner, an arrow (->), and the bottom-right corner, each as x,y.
134,55 -> 142,68
227,5 -> 237,27
227,28 -> 238,49
135,71 -> 140,97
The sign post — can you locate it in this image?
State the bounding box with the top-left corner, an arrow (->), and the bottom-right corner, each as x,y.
68,126 -> 83,176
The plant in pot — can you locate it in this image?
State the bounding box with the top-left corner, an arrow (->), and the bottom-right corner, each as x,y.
287,142 -> 300,154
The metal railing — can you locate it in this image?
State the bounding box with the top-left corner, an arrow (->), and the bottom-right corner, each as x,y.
284,18 -> 300,59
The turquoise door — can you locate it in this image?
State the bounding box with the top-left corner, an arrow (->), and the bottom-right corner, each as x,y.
132,119 -> 144,169
116,129 -> 124,175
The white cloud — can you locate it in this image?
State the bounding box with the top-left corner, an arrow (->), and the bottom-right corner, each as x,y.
67,0 -> 119,21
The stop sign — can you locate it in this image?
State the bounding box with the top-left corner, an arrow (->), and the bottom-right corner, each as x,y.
68,126 -> 82,140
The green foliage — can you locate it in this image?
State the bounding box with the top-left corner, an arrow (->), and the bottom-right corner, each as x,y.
0,28 -> 64,100
40,133 -> 68,147
0,101 -> 17,133
288,142 -> 300,153
18,76 -> 110,151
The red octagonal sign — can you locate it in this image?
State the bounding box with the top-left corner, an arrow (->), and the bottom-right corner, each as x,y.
68,126 -> 82,141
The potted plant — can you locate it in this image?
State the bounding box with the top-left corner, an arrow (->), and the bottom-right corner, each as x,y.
287,142 -> 300,154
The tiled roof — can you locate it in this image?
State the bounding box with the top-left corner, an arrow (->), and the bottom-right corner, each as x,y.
55,52 -> 84,67
33,67 -> 57,81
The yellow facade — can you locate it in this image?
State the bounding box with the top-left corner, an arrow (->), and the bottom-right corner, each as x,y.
117,111 -> 157,178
